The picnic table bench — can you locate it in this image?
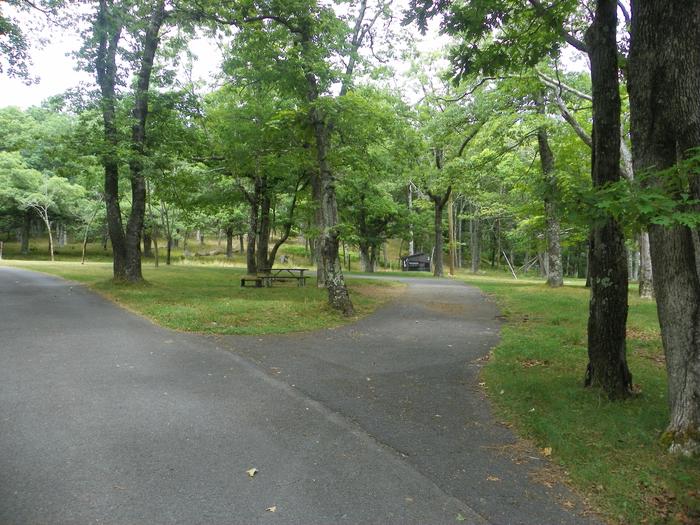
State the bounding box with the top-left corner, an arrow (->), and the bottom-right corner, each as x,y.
240,268 -> 309,288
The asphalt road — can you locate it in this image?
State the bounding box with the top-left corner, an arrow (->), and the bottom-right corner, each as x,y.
0,267 -> 595,524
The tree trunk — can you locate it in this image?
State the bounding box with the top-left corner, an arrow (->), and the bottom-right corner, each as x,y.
226,226 -> 234,258
470,215 -> 481,273
429,188 -> 451,278
143,229 -> 153,258
239,234 -> 244,254
447,192 -> 455,275
307,101 -> 353,314
20,210 -> 30,255
536,93 -> 564,288
629,0 -> 700,454
95,0 -> 127,280
584,0 -> 632,399
359,242 -> 372,272
246,218 -> 257,275
311,171 -> 325,287
256,176 -> 271,272
638,231 -> 654,298
124,0 -> 166,283
47,220 -> 54,262
152,226 -> 159,268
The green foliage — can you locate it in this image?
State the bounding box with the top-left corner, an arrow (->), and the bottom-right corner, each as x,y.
575,150 -> 700,231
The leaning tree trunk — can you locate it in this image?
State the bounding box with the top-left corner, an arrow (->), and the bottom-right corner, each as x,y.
629,0 -> 700,454
584,0 -> 632,399
536,95 -> 564,287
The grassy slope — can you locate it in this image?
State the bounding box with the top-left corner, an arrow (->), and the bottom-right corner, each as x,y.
462,271 -> 699,525
1,260 -> 403,335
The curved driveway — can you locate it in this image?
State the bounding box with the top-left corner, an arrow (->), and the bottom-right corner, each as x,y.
0,267 -> 594,524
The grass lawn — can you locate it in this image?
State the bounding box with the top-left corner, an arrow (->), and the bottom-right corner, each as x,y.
1,260 -> 404,335
461,271 -> 699,525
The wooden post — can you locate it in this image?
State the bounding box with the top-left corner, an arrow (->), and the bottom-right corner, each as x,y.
0,241 -> 3,260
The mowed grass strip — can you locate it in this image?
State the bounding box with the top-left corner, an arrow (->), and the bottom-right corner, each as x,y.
462,271 -> 700,525
2,261 -> 404,335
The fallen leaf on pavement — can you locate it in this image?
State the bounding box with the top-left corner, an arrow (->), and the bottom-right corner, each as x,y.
266,506 -> 277,513
246,468 -> 258,477
542,447 -> 552,457
486,475 -> 501,482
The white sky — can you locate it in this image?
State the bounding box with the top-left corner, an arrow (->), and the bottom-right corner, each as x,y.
0,2 -> 450,109
0,3 -> 585,110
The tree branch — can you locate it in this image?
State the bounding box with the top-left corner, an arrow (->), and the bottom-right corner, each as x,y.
527,0 -> 589,54
457,123 -> 484,157
536,69 -> 593,101
553,93 -> 592,147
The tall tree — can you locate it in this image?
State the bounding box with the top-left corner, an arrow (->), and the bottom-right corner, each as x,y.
628,0 -> 700,454
89,0 -> 169,282
584,0 -> 631,398
535,90 -> 563,287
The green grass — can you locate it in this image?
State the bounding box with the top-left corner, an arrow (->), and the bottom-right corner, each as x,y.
1,260 -> 404,335
461,270 -> 699,525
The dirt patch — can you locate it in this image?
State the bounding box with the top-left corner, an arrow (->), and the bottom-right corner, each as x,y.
627,327 -> 660,342
518,358 -> 550,369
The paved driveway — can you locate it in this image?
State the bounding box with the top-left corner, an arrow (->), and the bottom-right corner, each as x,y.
0,267 -> 594,524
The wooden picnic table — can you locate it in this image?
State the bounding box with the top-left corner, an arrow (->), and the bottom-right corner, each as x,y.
258,267 -> 309,287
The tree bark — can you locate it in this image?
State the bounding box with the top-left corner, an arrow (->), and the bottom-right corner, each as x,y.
638,231 -> 653,298
584,0 -> 632,399
629,0 -> 700,454
536,93 -> 564,287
